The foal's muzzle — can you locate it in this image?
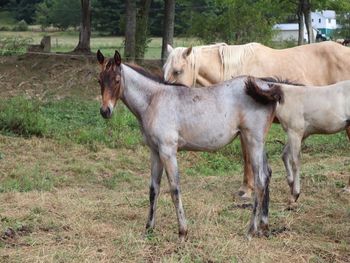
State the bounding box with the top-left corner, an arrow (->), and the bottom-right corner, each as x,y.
100,106 -> 112,119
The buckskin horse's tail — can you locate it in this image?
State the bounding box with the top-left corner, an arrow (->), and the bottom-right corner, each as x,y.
245,76 -> 284,105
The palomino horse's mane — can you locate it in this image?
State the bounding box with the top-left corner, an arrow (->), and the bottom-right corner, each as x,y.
219,43 -> 259,80
165,43 -> 261,85
124,62 -> 186,87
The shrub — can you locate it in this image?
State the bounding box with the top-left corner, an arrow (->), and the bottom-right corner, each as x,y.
0,96 -> 47,137
0,36 -> 32,55
13,20 -> 28,31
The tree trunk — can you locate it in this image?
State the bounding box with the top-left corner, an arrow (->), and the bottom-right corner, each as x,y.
135,0 -> 152,63
74,0 -> 91,53
161,0 -> 175,64
301,0 -> 314,44
297,2 -> 304,45
304,10 -> 313,43
125,0 -> 136,62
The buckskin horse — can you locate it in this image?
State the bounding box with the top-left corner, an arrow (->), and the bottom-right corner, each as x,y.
261,77 -> 350,206
163,41 -> 350,199
97,50 -> 284,239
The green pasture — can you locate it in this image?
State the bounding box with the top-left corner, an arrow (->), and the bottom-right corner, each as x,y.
0,96 -> 348,192
0,30 -> 203,58
0,29 -> 349,262
0,95 -> 349,262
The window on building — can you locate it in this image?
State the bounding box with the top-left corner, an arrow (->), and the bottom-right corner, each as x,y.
312,19 -> 314,22
328,18 -> 331,23
319,18 -> 321,23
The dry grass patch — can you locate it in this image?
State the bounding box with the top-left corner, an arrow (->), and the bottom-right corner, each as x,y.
0,135 -> 349,262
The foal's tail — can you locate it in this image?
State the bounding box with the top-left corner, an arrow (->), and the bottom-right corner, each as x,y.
245,76 -> 284,105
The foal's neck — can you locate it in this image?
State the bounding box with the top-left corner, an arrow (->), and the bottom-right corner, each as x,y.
121,65 -> 163,120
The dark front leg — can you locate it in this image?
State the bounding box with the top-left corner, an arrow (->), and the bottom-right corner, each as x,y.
145,151 -> 164,233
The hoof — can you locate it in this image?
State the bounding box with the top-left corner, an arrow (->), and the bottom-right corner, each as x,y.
343,186 -> 350,193
247,228 -> 269,239
259,223 -> 270,238
235,186 -> 253,201
287,198 -> 298,210
179,230 -> 188,243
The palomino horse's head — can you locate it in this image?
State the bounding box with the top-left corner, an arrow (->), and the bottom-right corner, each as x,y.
97,50 -> 122,119
163,45 -> 195,87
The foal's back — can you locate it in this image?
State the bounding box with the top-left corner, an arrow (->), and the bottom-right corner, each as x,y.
146,77 -> 276,151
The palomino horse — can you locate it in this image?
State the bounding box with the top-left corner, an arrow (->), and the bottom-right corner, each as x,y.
97,50 -> 284,239
260,78 -> 350,205
163,41 -> 350,199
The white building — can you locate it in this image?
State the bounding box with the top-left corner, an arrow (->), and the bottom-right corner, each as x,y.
274,10 -> 337,42
273,23 -> 317,42
311,10 -> 337,37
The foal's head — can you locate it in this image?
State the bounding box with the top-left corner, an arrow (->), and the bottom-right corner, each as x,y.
97,50 -> 122,119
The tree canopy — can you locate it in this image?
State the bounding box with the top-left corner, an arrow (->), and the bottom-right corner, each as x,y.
1,0 -> 350,40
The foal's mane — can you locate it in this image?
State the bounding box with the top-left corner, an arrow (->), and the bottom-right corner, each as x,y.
259,77 -> 305,86
124,63 -> 186,87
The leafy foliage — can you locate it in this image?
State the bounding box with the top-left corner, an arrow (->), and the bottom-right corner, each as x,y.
13,19 -> 28,31
6,0 -> 43,24
34,0 -> 80,30
91,0 -> 124,35
180,0 -> 287,44
0,36 -> 32,55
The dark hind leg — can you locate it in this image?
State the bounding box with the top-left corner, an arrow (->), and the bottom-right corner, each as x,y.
260,150 -> 271,236
242,134 -> 271,238
236,135 -> 254,200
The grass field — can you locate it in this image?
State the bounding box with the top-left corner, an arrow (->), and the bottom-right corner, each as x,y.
0,50 -> 349,262
0,30 -> 204,58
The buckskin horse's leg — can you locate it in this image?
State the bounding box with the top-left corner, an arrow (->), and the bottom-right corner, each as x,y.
237,135 -> 254,200
145,150 -> 164,234
288,132 -> 302,205
159,146 -> 187,241
345,128 -> 350,193
345,177 -> 350,193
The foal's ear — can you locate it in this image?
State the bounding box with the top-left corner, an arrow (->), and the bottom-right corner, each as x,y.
114,50 -> 122,66
167,44 -> 174,54
182,46 -> 192,59
97,49 -> 104,65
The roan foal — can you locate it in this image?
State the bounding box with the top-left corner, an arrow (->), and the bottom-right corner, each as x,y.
97,50 -> 284,240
